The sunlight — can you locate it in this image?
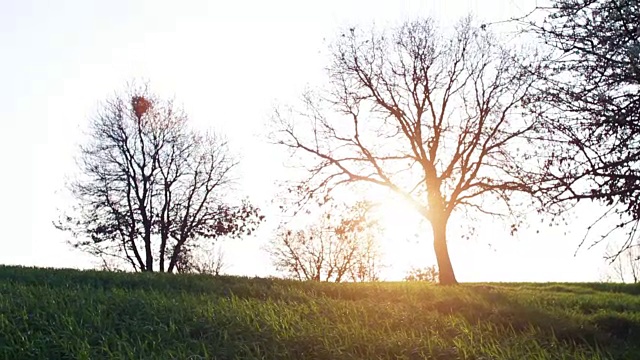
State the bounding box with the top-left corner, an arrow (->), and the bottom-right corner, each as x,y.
370,195 -> 606,283
372,195 -> 437,281
376,197 -> 422,241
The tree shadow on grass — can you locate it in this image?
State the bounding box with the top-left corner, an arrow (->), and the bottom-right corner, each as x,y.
495,282 -> 640,296
450,285 -> 640,359
577,282 -> 640,296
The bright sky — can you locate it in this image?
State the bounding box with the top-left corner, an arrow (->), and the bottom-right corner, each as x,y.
0,0 -> 621,282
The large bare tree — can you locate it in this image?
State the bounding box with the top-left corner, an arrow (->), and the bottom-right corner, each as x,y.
56,84 -> 263,272
272,18 -> 547,284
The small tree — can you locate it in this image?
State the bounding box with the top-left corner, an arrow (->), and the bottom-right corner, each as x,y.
55,83 -> 264,272
174,243 -> 227,276
605,245 -> 640,284
272,17 -> 547,284
350,234 -> 384,282
404,265 -> 439,283
267,201 -> 384,282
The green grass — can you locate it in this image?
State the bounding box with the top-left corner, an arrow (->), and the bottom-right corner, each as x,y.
0,266 -> 639,359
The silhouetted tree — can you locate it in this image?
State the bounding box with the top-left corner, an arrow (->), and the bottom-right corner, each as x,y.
520,0 -> 640,257
55,83 -> 264,272
272,17 -> 547,284
266,201 -> 383,282
404,265 -> 439,283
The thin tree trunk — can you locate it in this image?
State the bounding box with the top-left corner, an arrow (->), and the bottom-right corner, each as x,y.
167,237 -> 188,273
158,244 -> 166,272
431,219 -> 457,285
144,226 -> 154,272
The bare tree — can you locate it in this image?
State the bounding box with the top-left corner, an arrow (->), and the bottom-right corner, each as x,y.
350,234 -> 384,282
55,83 -> 264,272
605,244 -> 640,283
266,201 -> 383,282
174,243 -> 227,276
271,18 -> 547,284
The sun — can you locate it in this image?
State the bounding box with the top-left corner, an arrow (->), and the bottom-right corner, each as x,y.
375,198 -> 422,239
371,196 -> 437,281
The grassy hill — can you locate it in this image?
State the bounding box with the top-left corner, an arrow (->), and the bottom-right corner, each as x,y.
0,266 -> 639,359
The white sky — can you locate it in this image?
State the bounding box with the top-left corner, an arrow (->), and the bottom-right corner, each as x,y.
0,0 -> 622,282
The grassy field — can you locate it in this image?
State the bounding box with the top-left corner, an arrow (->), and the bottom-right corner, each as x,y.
0,266 -> 639,359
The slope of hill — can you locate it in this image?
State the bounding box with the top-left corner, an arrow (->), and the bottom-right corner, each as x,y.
0,265 -> 639,359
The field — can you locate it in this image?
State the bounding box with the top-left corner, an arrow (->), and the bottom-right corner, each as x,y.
0,266 -> 639,359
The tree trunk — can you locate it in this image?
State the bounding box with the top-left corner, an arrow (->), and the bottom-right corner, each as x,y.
144,231 -> 154,272
159,230 -> 168,272
167,237 -> 188,273
432,219 -> 457,285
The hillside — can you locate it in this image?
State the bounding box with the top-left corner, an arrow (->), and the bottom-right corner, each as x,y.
0,266 -> 639,359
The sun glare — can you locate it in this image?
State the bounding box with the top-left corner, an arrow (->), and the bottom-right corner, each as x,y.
373,196 -> 437,281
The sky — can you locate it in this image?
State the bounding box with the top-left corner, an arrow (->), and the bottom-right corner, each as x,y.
0,0 -> 622,282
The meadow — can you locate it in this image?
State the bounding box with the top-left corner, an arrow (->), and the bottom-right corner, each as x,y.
0,265 -> 639,359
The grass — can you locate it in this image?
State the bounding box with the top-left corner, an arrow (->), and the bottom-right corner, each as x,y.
0,266 -> 639,359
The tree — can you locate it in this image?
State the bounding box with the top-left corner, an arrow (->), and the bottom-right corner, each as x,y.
521,0 -> 640,256
604,244 -> 640,283
349,232 -> 384,282
174,243 -> 227,276
404,265 -> 439,283
266,201 -> 384,282
55,83 -> 264,272
271,18 -> 546,284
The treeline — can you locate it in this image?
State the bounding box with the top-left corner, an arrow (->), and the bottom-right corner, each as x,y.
56,0 -> 640,284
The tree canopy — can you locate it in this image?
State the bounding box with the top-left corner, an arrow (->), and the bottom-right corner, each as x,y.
272,17 -> 550,284
521,0 -> 640,257
56,84 -> 264,272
